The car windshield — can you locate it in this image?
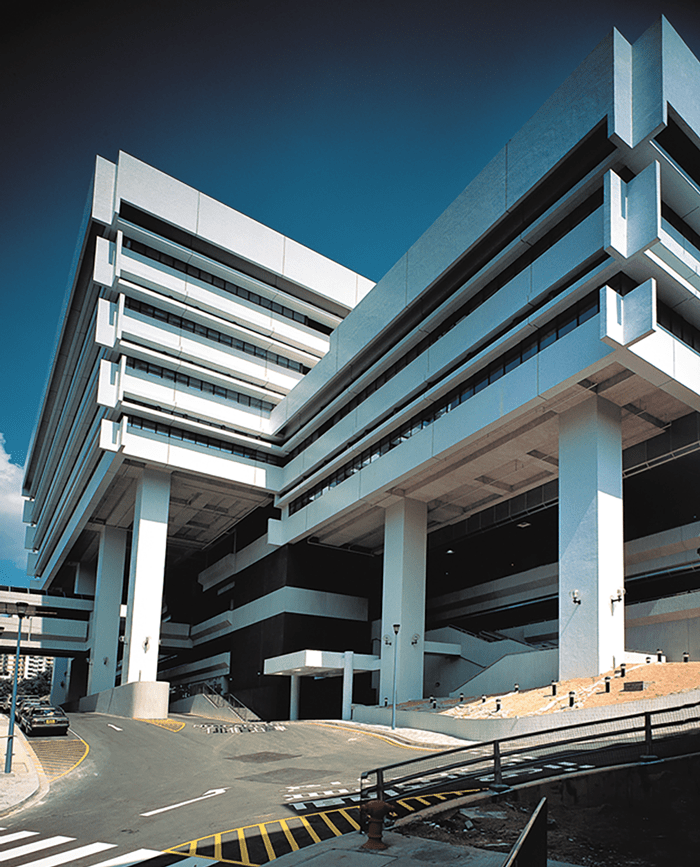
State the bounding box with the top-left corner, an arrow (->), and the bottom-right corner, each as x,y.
33,708 -> 62,716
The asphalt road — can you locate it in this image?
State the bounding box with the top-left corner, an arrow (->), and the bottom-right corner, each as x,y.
6,712 -> 422,862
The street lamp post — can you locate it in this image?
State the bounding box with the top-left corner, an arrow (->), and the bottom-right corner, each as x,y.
4,601 -> 31,774
391,623 -> 400,731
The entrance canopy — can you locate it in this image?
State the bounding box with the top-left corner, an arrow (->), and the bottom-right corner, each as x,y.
263,649 -> 380,678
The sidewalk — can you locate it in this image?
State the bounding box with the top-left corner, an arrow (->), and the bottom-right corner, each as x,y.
305,719 -> 476,748
0,715 -> 42,814
269,828 -> 581,866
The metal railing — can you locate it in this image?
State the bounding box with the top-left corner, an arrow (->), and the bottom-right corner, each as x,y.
361,699 -> 700,803
502,797 -> 547,867
179,683 -> 261,722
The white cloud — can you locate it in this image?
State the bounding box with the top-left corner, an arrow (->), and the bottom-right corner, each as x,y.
0,434 -> 27,570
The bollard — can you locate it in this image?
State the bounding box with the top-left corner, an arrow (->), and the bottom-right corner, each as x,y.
360,800 -> 394,850
514,683 -> 519,692
482,695 -> 486,704
431,698 -> 437,709
657,649 -> 663,662
496,698 -> 502,711
646,656 -> 651,664
683,652 -> 690,663
620,662 -> 626,677
384,697 -> 388,707
568,691 -> 575,708
605,676 -> 611,693
459,693 -> 464,702
551,681 -> 557,696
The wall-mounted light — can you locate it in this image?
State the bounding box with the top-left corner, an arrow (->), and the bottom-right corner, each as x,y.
611,588 -> 625,603
572,590 -> 581,605
411,634 -> 420,645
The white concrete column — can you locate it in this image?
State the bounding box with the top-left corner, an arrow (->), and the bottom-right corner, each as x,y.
341,650 -> 354,721
51,658 -> 71,706
88,527 -> 127,695
289,674 -> 301,721
380,498 -> 427,703
122,469 -> 171,684
558,396 -> 625,680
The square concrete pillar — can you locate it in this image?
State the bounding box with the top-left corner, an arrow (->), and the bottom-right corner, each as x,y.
558,397 -> 625,680
122,469 -> 171,684
380,498 -> 427,703
88,527 -> 126,695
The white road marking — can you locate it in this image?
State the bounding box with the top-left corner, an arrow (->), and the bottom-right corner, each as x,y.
107,724 -> 123,732
0,836 -> 74,862
16,842 -> 115,867
0,830 -> 39,844
87,849 -> 164,866
141,787 -> 229,816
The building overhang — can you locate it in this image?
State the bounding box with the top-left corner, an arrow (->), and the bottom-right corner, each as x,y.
264,649 -> 380,678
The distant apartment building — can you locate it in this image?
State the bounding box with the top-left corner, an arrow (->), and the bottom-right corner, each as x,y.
0,654 -> 53,682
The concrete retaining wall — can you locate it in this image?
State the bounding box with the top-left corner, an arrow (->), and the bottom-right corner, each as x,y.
169,693 -> 242,721
352,687 -> 700,741
72,681 -> 169,719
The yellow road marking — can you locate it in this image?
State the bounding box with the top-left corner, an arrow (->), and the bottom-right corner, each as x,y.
299,816 -> 322,843
214,833 -> 223,860
319,812 -> 342,836
339,808 -> 360,830
308,721 -> 442,751
135,718 -> 186,732
29,734 -> 90,781
189,840 -> 197,855
279,819 -> 300,852
258,823 -> 275,861
238,827 -> 252,865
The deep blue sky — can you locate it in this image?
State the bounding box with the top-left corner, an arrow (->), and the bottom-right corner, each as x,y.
1,0 -> 699,586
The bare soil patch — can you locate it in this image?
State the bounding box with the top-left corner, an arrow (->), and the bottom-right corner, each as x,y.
400,662 -> 700,719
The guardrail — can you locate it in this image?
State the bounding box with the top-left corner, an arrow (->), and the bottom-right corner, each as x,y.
360,698 -> 700,803
502,797 -> 547,867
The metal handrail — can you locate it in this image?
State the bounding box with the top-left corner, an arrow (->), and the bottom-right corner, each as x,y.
186,682 -> 261,721
360,698 -> 700,803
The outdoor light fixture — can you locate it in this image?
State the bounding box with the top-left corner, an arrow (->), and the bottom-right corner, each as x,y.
611,588 -> 625,603
411,634 -> 419,645
391,623 -> 400,730
571,589 -> 581,604
1,601 -> 36,774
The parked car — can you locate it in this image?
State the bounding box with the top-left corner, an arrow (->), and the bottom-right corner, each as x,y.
16,697 -> 49,725
20,704 -> 69,737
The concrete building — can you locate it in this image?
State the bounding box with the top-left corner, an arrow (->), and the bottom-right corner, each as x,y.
9,18 -> 700,720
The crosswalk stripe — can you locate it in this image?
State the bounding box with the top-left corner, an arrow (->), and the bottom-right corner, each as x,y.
0,831 -> 39,844
0,835 -> 74,861
18,842 -> 115,867
84,848 -> 164,866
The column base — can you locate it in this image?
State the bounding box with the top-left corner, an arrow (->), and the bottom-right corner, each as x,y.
70,681 -> 169,719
